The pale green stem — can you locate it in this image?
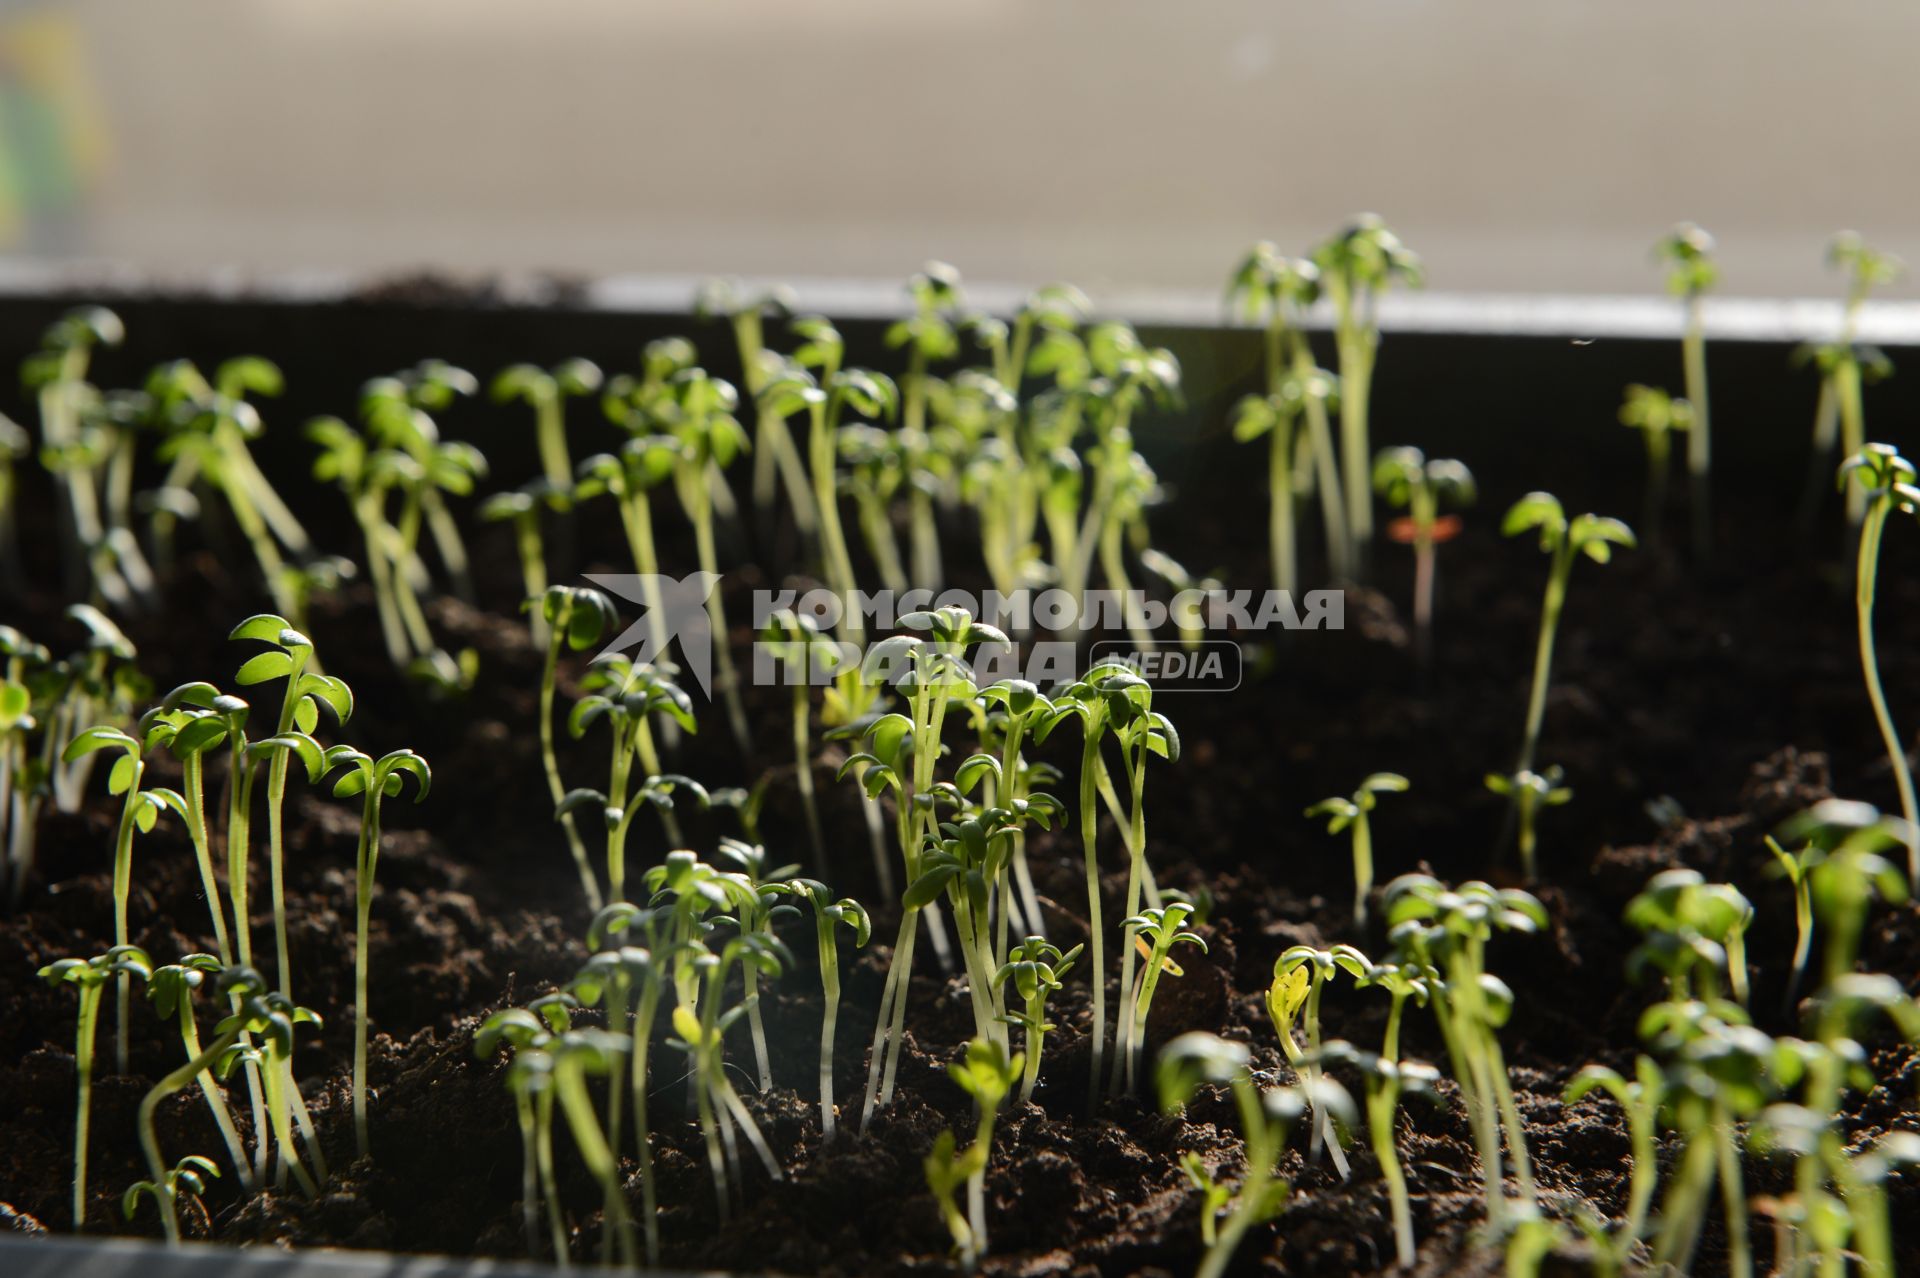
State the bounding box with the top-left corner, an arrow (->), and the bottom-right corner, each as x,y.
1855,499 -> 1920,879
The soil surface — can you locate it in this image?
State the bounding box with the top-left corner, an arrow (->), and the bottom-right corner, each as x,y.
2,322 -> 1919,1278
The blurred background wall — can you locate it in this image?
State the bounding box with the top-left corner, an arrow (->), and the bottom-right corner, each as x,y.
1,0 -> 1915,301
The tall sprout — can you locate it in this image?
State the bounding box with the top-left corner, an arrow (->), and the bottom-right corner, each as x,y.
1493,493 -> 1635,879
1372,448 -> 1474,666
320,745 -> 430,1159
1836,445 -> 1920,878
1817,233 -> 1904,526
1653,222 -> 1717,558
1616,385 -> 1692,553
1229,244 -> 1350,582
1311,216 -> 1422,576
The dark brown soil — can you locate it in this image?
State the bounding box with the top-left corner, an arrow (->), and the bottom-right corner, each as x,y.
2,349 -> 1919,1277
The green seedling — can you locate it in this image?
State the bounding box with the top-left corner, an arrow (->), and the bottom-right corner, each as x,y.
229,614 -> 351,1001
146,358 -> 313,623
39,945 -> 151,1230
310,373 -> 485,685
940,1037 -> 1022,1267
563,654 -> 703,901
567,943 -> 653,1264
841,607 -> 1008,1126
1795,340 -> 1894,529
572,432 -> 678,711
1564,1055 -> 1665,1260
927,686 -> 1073,1007
660,366 -> 754,751
59,724 -> 184,1071
532,585 -> 619,909
907,809 -> 1027,1050
43,604 -> 143,815
321,745 -> 430,1159
1616,384 -> 1692,550
491,359 -> 604,502
0,626 -> 50,904
137,964 -> 315,1240
141,685 -> 244,962
551,1029 -> 637,1267
924,1128 -> 986,1267
307,414 -> 409,666
974,282 -> 1091,410
1348,958 -> 1438,1260
1035,660 -> 1174,1106
481,481 -> 571,647
582,903 -> 668,1265
973,678 -> 1059,945
838,422 -> 911,595
1306,772 -> 1409,926
1764,835 -> 1818,1012
771,320 -> 894,648
139,681 -> 272,1181
1638,998 -> 1772,1278
1818,233 -> 1905,525
1756,1105 -> 1918,1278
1761,974 -> 1920,1278
1483,766 -> 1572,888
1229,243 -> 1350,581
1497,493 -> 1635,877
1836,444 -> 1920,876
146,958 -> 253,1190
82,387 -> 159,603
216,982 -> 328,1197
1385,875 -> 1547,1228
1118,903 -> 1204,1095
1317,1040 -> 1440,1267
476,996 -> 576,1264
1270,944 -> 1368,1176
1231,389 -> 1311,600
885,263 -> 965,589
760,609 -> 839,871
1775,799 -> 1912,986
0,412 -> 27,588
1312,216 -> 1423,574
784,879 -> 871,1138
23,306 -> 129,602
1158,1031 -> 1354,1278
713,838 -> 802,1091
665,930 -> 789,1222
947,369 -> 1033,597
1178,1152 -> 1234,1248
362,361 -> 486,603
994,936 -> 1082,1105
1653,222 -> 1717,557
1373,449 -> 1474,663
697,280 -> 816,537
123,1155 -> 218,1241
1624,868 -> 1753,1004
1067,324 -> 1180,651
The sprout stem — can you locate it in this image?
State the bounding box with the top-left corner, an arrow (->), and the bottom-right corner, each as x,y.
71,982 -> 102,1229
630,979 -> 662,1266
554,1055 -> 635,1267
1682,298 -> 1712,559
110,774 -> 141,1075
1854,497 -> 1920,879
1079,728 -> 1107,1110
540,619 -> 603,911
